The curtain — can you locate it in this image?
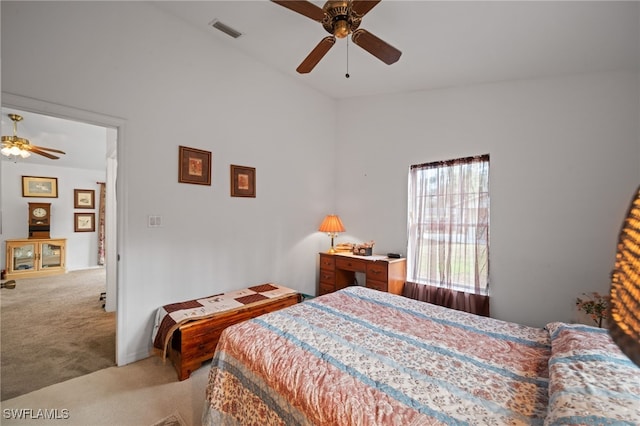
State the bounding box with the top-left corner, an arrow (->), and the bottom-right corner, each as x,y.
97,182 -> 106,266
406,155 -> 490,316
403,281 -> 490,316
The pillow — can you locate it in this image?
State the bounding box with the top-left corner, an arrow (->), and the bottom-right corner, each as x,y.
544,322 -> 640,425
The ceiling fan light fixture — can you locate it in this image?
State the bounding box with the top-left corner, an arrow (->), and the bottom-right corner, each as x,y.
1,134 -> 30,158
333,19 -> 350,38
1,144 -> 30,158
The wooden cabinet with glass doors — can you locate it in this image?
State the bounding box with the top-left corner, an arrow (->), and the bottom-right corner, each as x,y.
5,238 -> 66,280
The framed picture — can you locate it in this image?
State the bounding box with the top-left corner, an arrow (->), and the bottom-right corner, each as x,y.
22,176 -> 58,198
74,213 -> 95,232
178,146 -> 212,185
230,165 -> 256,198
74,189 -> 95,209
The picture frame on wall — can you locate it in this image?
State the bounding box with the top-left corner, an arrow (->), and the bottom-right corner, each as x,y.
178,145 -> 212,185
230,165 -> 256,198
74,213 -> 95,232
74,189 -> 95,209
22,176 -> 58,198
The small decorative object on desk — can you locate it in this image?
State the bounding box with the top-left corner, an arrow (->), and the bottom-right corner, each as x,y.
353,241 -> 375,256
334,243 -> 355,253
576,292 -> 609,328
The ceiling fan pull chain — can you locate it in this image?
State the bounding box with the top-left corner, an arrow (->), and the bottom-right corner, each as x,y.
345,36 -> 350,79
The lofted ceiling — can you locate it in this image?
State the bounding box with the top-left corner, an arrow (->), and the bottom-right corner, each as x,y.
1,1 -> 638,171
153,1 -> 639,99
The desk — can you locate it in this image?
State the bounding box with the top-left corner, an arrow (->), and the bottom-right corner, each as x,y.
318,252 -> 406,296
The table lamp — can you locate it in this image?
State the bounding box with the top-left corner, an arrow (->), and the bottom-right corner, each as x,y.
318,215 -> 345,254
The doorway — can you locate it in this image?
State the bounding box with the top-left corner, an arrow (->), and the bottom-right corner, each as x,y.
1,93 -> 123,364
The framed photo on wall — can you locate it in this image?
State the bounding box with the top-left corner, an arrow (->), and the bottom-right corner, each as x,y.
22,176 -> 58,198
230,165 -> 256,198
178,146 -> 212,185
74,213 -> 95,232
74,189 -> 95,209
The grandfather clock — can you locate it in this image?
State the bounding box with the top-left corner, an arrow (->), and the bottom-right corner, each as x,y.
28,202 -> 51,239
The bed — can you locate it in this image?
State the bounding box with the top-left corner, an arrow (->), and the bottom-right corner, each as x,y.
202,285 -> 640,425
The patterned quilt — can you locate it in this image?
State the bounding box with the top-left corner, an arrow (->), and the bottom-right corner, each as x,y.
203,286 -> 552,425
151,283 -> 297,359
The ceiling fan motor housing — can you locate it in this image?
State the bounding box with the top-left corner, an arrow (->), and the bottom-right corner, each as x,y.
1,114 -> 31,155
322,1 -> 361,38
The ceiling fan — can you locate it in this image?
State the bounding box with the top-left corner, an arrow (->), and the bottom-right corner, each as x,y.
272,0 -> 402,74
1,114 -> 66,160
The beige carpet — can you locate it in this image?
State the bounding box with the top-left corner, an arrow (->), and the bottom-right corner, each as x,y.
1,268 -> 115,400
0,355 -> 209,426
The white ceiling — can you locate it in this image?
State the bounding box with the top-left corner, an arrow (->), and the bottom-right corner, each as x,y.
153,1 -> 639,99
2,1 -> 638,170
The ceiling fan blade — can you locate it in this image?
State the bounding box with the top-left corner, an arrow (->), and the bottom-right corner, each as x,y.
28,147 -> 61,160
31,145 -> 66,154
271,1 -> 324,22
297,36 -> 336,74
351,28 -> 401,65
350,0 -> 381,17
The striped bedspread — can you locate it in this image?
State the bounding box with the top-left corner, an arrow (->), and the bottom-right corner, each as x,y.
203,286 -> 551,425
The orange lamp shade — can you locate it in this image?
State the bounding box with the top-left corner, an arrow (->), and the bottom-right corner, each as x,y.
318,215 -> 346,233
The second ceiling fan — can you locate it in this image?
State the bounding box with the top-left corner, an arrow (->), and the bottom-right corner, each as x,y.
272,0 -> 402,74
1,114 -> 66,160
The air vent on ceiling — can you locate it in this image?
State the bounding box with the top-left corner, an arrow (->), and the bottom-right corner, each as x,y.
209,19 -> 242,39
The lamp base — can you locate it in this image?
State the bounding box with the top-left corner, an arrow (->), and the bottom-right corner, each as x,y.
327,234 -> 337,254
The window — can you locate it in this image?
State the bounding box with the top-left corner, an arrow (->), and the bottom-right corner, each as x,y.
407,155 -> 489,296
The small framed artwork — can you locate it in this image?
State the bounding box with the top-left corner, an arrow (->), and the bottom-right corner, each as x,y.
22,176 -> 58,198
74,189 -> 95,209
230,165 -> 256,198
74,213 -> 95,232
178,146 -> 212,186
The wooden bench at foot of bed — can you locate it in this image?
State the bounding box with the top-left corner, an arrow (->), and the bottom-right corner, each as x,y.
168,291 -> 300,380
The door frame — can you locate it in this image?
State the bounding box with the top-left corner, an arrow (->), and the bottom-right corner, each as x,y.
1,92 -> 127,365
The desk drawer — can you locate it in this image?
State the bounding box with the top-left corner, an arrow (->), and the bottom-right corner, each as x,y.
366,262 -> 388,281
319,269 -> 335,284
336,257 -> 366,272
318,282 -> 335,295
319,255 -> 335,271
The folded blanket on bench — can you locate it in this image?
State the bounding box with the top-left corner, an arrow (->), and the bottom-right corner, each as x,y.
151,283 -> 297,359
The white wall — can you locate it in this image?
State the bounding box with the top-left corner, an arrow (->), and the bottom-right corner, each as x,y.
335,71 -> 640,328
1,1 -> 337,364
2,2 -> 638,365
1,161 -> 106,271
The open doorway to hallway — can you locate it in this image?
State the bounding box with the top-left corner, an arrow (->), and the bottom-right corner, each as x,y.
0,99 -> 120,398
